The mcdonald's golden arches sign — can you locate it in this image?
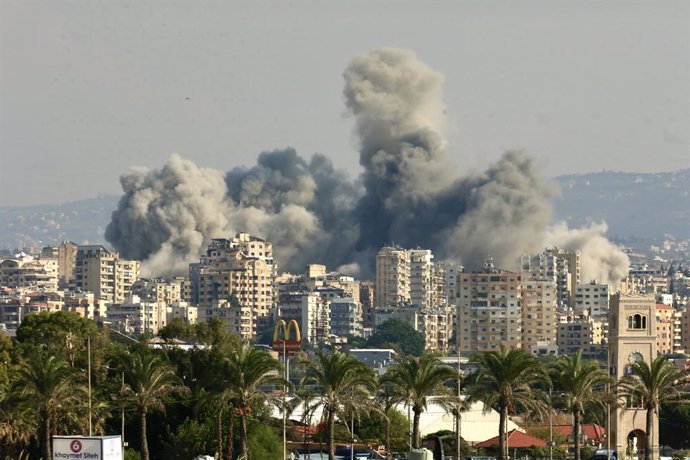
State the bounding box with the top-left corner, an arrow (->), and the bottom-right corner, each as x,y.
272,319 -> 301,355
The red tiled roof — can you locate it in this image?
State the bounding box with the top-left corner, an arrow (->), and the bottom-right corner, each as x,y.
476,430 -> 547,448
656,304 -> 673,310
549,424 -> 606,444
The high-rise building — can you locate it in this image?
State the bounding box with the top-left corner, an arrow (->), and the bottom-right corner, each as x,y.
680,307 -> 690,353
456,258 -> 522,353
655,303 -> 676,355
574,282 -> 609,318
74,245 -> 140,304
409,249 -> 433,309
521,278 -> 557,354
196,246 -> 274,340
521,248 -> 579,308
375,246 -> 410,308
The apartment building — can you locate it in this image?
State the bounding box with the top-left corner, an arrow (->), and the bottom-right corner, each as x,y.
74,245 -> 140,304
681,308 -> 690,353
106,295 -> 167,335
196,248 -> 274,340
0,254 -> 58,291
375,246 -> 410,308
655,303 -> 679,355
456,258 -> 522,353
520,248 -> 579,308
557,312 -> 605,359
374,304 -> 454,351
409,249 -> 433,309
521,278 -> 558,354
330,298 -> 364,338
574,282 -> 609,318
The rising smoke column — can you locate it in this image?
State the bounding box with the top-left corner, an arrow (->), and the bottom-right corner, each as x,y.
344,48 -> 455,252
105,47 -> 628,279
343,48 -> 556,270
104,154 -> 233,275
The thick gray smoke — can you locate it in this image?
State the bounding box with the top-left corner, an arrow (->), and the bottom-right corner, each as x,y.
547,222 -> 630,286
105,48 -> 628,280
104,155 -> 232,275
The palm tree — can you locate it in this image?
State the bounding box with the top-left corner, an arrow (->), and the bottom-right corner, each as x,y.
383,352 -> 457,449
373,381 -> 405,457
617,355 -> 686,460
224,341 -> 288,460
119,351 -> 188,460
550,349 -> 610,460
14,354 -> 84,460
301,349 -> 376,460
467,346 -> 550,460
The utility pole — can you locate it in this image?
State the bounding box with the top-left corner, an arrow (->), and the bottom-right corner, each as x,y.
283,340 -> 287,460
87,335 -> 92,436
121,371 -> 125,450
456,346 -> 462,460
549,389 -> 553,460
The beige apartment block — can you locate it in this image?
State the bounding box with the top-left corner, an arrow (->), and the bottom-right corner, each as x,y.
74,245 -> 140,304
456,258 -> 522,353
655,303 -> 676,355
106,295 -> 167,335
0,255 -> 58,291
375,246 -> 410,308
521,278 -> 557,353
556,312 -> 605,358
608,293 -> 658,458
58,241 -> 78,284
197,250 -> 274,340
409,249 -> 434,309
680,308 -> 690,353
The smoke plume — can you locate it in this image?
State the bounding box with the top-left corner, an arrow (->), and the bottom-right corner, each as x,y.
547,222 -> 630,286
105,48 -> 628,281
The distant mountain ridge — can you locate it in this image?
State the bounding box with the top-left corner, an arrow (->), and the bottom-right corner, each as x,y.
0,195 -> 118,249
553,168 -> 689,240
1,169 -> 688,250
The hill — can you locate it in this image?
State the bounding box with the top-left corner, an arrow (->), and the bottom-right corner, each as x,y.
553,169 -> 690,241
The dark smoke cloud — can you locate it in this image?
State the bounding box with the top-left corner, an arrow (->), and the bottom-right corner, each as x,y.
105,48 -> 628,280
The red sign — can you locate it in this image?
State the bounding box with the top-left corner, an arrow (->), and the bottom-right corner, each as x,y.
70,440 -> 82,453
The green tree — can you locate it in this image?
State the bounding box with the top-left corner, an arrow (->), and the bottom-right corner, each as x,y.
158,318 -> 193,342
224,341 -> 287,460
617,355 -> 686,460
301,349 -> 376,460
550,350 -> 610,460
16,311 -> 106,368
383,353 -> 457,449
119,351 -> 188,460
14,354 -> 85,460
246,422 -> 282,460
467,346 -> 550,460
365,319 -> 425,356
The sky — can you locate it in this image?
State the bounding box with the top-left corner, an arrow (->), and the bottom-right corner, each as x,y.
1,0 -> 688,207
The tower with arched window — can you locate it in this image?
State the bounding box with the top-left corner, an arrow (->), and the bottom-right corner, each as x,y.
608,293 -> 658,459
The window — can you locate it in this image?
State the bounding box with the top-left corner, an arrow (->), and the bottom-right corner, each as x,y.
628,314 -> 647,329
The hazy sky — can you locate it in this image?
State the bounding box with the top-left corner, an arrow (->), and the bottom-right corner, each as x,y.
1,0 -> 688,206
